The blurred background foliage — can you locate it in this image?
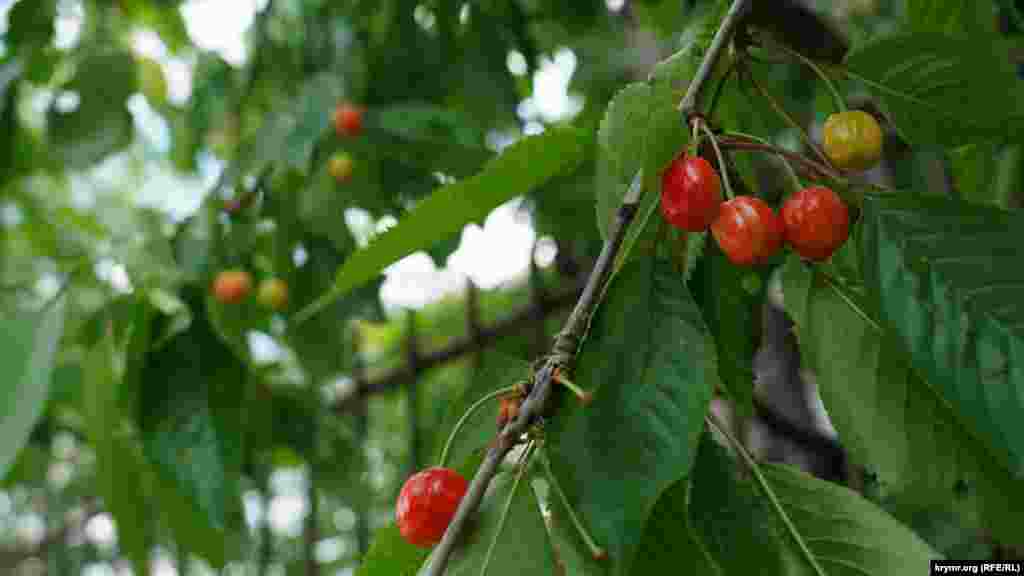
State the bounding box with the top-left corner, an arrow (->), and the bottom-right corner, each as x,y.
1,0 -> 1023,574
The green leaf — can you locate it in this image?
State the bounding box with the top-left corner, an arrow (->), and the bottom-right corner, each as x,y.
632,0 -> 690,39
0,298 -> 65,480
265,167 -> 384,381
691,240 -> 770,421
371,103 -> 493,178
762,463 -> 943,572
47,49 -> 136,169
83,321 -> 151,576
0,59 -> 24,181
595,43 -> 695,243
632,433 -> 790,575
243,72 -> 344,177
546,255 -> 715,575
450,9 -> 520,130
905,0 -> 996,35
424,466 -> 557,576
844,33 -> 1022,147
596,82 -> 654,240
119,0 -> 191,53
173,196 -> 219,285
781,253 -> 1024,547
543,466 -> 609,575
357,524 -> 431,576
138,286 -> 246,567
286,233 -> 382,381
138,56 -> 168,107
2,444 -> 49,488
629,477 -> 719,575
860,194 -> 1024,480
686,434 -> 789,574
6,0 -> 56,52
431,352 -> 530,467
299,126 -> 588,322
949,143 -> 1018,208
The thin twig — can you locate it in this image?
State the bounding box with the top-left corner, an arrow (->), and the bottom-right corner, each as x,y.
700,121 -> 734,200
722,130 -> 804,192
744,67 -> 836,172
718,137 -> 844,183
421,2 -> 753,572
331,276 -> 587,412
761,36 -> 847,113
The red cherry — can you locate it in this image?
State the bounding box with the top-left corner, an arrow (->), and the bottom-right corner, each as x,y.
781,186 -> 850,261
396,467 -> 468,548
212,270 -> 253,304
660,154 -> 723,231
710,196 -> 784,266
333,103 -> 364,137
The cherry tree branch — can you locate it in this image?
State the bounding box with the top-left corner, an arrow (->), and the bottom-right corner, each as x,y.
422,1 -> 753,573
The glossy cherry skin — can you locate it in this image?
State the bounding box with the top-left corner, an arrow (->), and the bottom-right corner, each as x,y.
781,186 -> 850,261
212,270 -> 252,305
396,467 -> 469,548
710,196 -> 784,266
660,154 -> 723,232
333,103 -> 364,137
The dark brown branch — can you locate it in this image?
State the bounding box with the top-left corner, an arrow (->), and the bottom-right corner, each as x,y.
331,277 -> 586,413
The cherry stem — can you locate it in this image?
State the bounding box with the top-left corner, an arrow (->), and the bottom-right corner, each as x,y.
718,136 -> 845,185
723,131 -> 804,192
705,412 -> 828,576
818,272 -> 884,333
553,369 -> 593,405
744,68 -> 837,172
764,37 -> 847,113
478,441 -> 536,576
699,121 -> 735,200
539,450 -> 607,561
439,385 -> 521,469
687,121 -> 701,156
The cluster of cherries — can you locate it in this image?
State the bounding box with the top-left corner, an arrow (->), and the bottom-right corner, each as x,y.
663,109 -> 882,265
211,269 -> 289,311
222,102 -> 364,216
390,110 -> 884,551
327,102 -> 364,183
661,153 -> 848,264
211,103 -> 367,308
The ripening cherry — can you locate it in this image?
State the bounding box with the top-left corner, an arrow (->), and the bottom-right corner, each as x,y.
257,278 -> 289,311
822,110 -> 883,172
333,102 -> 364,137
212,270 -> 253,305
328,152 -> 354,183
710,196 -> 784,266
781,186 -> 850,261
396,467 -> 469,548
660,154 -> 723,232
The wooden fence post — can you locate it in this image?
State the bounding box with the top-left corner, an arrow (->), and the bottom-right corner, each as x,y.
351,323 -> 370,557
466,280 -> 483,372
405,310 -> 421,476
528,242 -> 548,358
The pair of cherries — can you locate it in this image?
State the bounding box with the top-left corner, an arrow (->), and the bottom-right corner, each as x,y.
660,154 -> 849,264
